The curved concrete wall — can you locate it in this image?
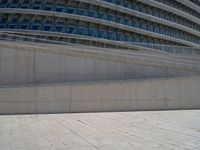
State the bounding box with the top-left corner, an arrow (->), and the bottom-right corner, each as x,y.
0,41 -> 199,86
0,76 -> 199,114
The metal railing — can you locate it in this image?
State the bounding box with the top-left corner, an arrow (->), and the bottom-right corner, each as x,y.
0,31 -> 200,57
126,42 -> 200,55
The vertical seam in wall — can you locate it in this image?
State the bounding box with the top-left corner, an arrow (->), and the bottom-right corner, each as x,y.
34,86 -> 37,114
155,80 -> 158,110
129,82 -> 131,111
163,79 -> 167,109
69,86 -> 72,113
167,67 -> 169,78
136,81 -> 138,111
33,49 -> 36,84
101,83 -> 103,112
178,79 -> 181,109
150,80 -> 154,110
65,55 -> 68,81
27,49 -> 30,84
120,82 -> 124,110
189,78 -> 192,108
0,47 -> 1,80
14,48 -> 18,84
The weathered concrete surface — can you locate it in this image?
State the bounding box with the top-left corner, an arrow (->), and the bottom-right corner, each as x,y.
0,41 -> 199,86
0,76 -> 199,114
0,110 -> 200,150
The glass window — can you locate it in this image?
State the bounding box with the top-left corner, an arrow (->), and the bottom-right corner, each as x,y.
117,32 -> 124,41
124,17 -> 132,26
55,21 -> 65,32
66,7 -> 77,14
78,26 -> 88,35
78,8 -> 87,16
88,28 -> 98,37
116,15 -> 124,24
67,25 -> 77,34
99,11 -> 107,20
32,25 -> 40,30
125,34 -> 132,42
41,1 -> 53,11
124,1 -> 132,9
98,29 -> 107,39
55,5 -> 65,12
107,13 -> 115,22
20,0 -> 29,9
115,0 -> 123,6
107,31 -> 116,40
44,25 -> 52,31
88,10 -> 97,18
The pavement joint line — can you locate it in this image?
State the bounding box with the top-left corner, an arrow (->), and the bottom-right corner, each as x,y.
0,110 -> 200,149
49,115 -> 101,150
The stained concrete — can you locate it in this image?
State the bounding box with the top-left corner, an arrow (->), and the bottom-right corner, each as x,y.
0,41 -> 199,86
0,76 -> 199,114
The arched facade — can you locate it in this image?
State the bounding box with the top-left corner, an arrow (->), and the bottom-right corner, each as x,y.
0,0 -> 200,50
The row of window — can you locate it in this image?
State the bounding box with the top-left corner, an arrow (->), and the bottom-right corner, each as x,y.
154,0 -> 200,20
103,0 -> 200,33
1,10 -> 200,45
189,0 -> 200,7
0,14 -> 181,47
1,0 -> 200,37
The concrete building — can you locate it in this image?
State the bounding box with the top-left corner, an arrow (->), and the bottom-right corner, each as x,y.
0,0 -> 200,51
0,0 -> 200,114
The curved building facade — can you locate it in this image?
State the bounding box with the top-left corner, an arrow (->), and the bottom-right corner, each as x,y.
0,0 -> 200,50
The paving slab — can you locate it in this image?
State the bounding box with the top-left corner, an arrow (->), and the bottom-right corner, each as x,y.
0,110 -> 200,150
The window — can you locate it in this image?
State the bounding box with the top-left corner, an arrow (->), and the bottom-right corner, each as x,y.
88,28 -> 97,37
98,29 -> 107,39
67,7 -> 77,14
88,9 -> 97,18
107,12 -> 115,22
78,26 -> 88,35
67,25 -> 77,34
107,31 -> 116,40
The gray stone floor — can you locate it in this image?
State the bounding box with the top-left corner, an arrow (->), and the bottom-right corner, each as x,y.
0,110 -> 200,150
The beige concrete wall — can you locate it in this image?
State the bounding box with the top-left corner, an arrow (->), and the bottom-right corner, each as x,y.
0,76 -> 199,114
0,42 -> 199,86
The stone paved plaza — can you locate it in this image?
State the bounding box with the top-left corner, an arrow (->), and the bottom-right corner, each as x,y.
0,110 -> 200,150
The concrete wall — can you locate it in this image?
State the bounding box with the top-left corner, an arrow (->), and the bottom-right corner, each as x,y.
0,42 -> 198,86
0,76 -> 199,114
